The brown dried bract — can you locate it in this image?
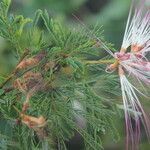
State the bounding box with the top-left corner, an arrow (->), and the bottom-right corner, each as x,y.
23,71 -> 42,79
13,71 -> 46,112
13,71 -> 43,93
16,58 -> 38,70
13,78 -> 27,93
23,71 -> 43,90
21,114 -> 48,138
16,51 -> 46,70
21,114 -> 46,128
106,59 -> 119,73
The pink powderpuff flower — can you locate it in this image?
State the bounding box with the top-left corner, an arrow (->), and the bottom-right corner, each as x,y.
114,52 -> 150,84
74,0 -> 150,149
99,0 -> 150,149
110,0 -> 150,149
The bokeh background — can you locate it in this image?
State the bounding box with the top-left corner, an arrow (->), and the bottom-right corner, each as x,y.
10,0 -> 131,48
0,0 -> 150,149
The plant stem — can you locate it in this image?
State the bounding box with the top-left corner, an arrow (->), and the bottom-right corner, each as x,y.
84,59 -> 115,65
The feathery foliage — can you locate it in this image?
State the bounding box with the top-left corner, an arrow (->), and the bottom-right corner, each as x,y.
0,0 -> 120,149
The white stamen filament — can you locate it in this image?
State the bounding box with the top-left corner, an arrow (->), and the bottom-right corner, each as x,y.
120,73 -> 150,149
121,0 -> 150,50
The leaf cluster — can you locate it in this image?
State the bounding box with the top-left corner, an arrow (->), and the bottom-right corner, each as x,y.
0,0 -> 120,150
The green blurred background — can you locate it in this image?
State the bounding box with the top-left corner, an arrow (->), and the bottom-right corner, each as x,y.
10,0 -> 131,48
0,0 -> 149,149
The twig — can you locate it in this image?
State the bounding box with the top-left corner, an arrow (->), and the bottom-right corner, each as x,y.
84,59 -> 115,65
